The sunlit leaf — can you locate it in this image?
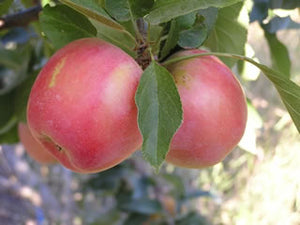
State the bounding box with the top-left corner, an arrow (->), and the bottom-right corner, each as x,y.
264,32 -> 291,78
205,2 -> 248,67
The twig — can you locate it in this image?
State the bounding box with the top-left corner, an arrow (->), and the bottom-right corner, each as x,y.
0,5 -> 42,31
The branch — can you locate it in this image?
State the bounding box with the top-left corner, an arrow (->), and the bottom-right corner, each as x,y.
0,5 -> 42,31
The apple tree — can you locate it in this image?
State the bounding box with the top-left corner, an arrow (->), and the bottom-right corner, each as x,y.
0,0 -> 300,224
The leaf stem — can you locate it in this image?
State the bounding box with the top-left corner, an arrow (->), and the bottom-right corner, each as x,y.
162,52 -> 247,66
148,46 -> 155,61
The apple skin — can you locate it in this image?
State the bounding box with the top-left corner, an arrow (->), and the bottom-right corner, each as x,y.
18,123 -> 56,164
166,49 -> 247,168
27,38 -> 143,173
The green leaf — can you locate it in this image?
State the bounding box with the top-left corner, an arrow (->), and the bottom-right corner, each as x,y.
160,20 -> 179,60
264,32 -> 291,78
160,12 -> 198,59
177,13 -> 207,49
0,124 -> 18,144
105,0 -> 130,21
59,0 -> 137,55
145,0 -> 243,25
60,0 -> 123,30
90,19 -> 137,58
205,2 -> 248,67
250,62 -> 300,135
0,0 -> 13,15
128,0 -> 154,19
148,24 -> 163,56
163,52 -> 300,134
118,20 -> 136,37
176,12 -> 197,30
98,0 -> 105,8
104,0 -> 155,44
198,7 -> 218,34
0,45 -> 31,95
0,47 -> 25,69
0,91 -> 15,134
178,23 -> 208,49
13,72 -> 38,123
135,62 -> 183,171
40,5 -> 97,49
119,198 -> 163,214
21,0 -> 37,7
0,91 -> 18,144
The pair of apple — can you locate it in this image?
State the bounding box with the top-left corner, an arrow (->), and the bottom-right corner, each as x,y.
19,38 -> 247,173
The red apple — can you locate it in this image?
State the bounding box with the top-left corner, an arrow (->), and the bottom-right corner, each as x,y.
27,38 -> 142,173
18,123 -> 56,164
166,49 -> 247,168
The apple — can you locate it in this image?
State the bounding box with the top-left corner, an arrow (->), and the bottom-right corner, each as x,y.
27,38 -> 142,173
18,123 -> 56,164
165,49 -> 247,168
